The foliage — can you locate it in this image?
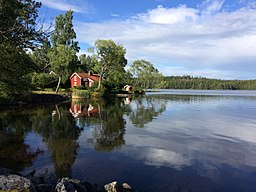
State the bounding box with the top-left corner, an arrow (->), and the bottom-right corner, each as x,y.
72,89 -> 91,98
48,10 -> 79,93
48,45 -> 77,87
92,40 -> 128,89
129,59 -> 166,89
0,0 -> 45,99
0,42 -> 36,99
72,86 -> 85,90
159,76 -> 256,90
31,72 -> 56,89
0,0 -> 45,49
78,53 -> 98,72
90,89 -> 105,97
30,39 -> 51,72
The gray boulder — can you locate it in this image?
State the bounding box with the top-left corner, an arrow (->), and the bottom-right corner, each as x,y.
104,181 -> 133,192
56,177 -> 87,192
0,174 -> 35,191
104,181 -> 118,192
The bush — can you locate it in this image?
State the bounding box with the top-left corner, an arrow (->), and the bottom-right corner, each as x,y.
31,73 -> 56,90
72,89 -> 90,98
73,86 -> 85,90
92,88 -> 107,97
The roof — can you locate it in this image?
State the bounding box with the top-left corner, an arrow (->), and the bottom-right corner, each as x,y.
70,72 -> 101,82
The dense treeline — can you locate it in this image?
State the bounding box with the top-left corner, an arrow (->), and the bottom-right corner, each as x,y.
159,76 -> 256,90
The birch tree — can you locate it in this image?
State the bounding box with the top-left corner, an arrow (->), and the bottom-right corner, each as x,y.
48,10 -> 79,92
93,40 -> 127,89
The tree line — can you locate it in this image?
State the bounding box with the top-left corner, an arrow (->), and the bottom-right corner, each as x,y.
158,76 -> 256,90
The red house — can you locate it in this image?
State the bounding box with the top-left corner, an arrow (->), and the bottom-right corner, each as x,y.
70,72 -> 101,88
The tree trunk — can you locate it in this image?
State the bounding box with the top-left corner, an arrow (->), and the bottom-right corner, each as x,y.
55,105 -> 61,119
98,72 -> 103,89
55,76 -> 61,93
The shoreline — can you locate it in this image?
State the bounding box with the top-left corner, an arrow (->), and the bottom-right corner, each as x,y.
0,167 -> 134,192
0,93 -> 70,108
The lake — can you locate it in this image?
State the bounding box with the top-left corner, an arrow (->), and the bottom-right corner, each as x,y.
1,90 -> 256,192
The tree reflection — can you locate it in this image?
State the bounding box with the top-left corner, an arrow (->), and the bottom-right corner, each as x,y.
70,98 -> 130,152
129,96 -> 167,128
0,110 -> 41,172
32,104 -> 81,178
92,98 -> 126,151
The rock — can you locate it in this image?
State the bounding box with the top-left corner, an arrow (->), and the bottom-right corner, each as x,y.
0,174 -> 35,191
122,183 -> 132,190
104,181 -> 134,192
104,181 -> 118,192
55,177 -> 87,192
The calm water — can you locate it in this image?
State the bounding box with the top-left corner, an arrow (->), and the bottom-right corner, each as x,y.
1,90 -> 256,191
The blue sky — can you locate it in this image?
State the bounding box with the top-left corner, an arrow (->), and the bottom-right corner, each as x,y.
39,0 -> 256,80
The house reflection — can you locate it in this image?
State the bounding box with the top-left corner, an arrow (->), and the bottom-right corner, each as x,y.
69,98 -> 129,151
123,97 -> 132,105
69,100 -> 99,118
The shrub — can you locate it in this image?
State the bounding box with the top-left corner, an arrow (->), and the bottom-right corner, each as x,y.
72,89 -> 90,98
73,86 -> 85,90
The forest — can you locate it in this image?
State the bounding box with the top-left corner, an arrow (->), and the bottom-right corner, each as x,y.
155,76 -> 256,90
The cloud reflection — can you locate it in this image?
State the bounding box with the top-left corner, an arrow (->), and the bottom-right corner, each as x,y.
123,94 -> 256,179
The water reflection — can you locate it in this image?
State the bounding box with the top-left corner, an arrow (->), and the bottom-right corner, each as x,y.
70,100 -> 99,118
129,96 -> 167,128
32,105 -> 81,178
69,96 -> 167,151
70,98 -> 129,151
1,92 -> 256,192
0,110 -> 42,172
122,94 -> 256,189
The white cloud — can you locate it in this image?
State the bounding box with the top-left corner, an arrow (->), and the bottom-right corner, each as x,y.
136,5 -> 198,24
75,1 -> 256,79
40,0 -> 87,13
110,13 -> 120,17
199,0 -> 225,15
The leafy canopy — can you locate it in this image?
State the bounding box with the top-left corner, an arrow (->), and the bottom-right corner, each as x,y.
0,0 -> 45,49
0,0 -> 45,99
129,59 -> 165,89
92,39 -> 128,89
48,10 -> 79,92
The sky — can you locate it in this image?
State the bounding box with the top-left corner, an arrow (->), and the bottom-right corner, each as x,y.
38,0 -> 256,80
